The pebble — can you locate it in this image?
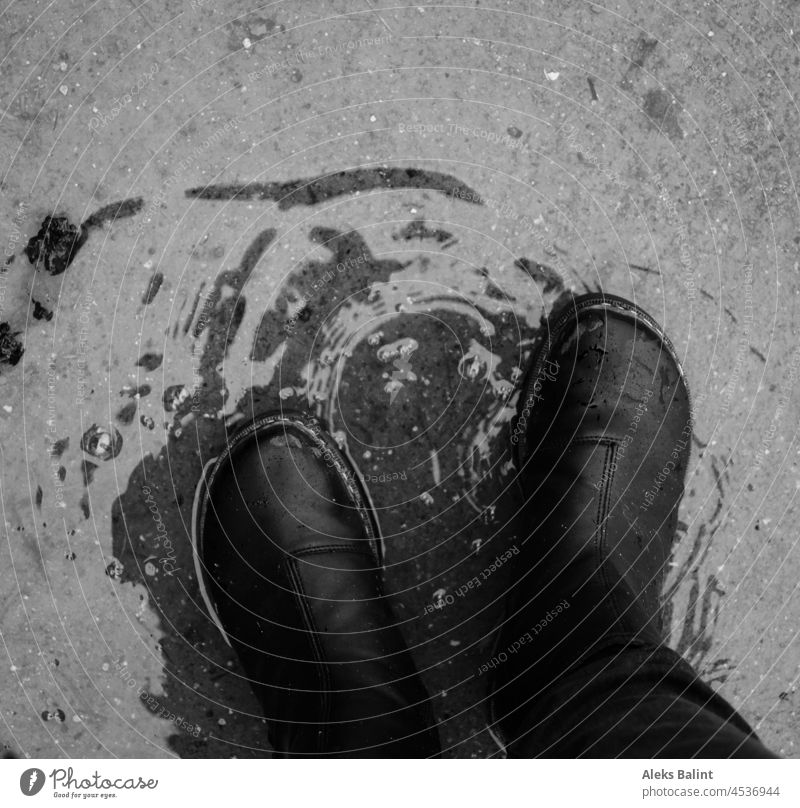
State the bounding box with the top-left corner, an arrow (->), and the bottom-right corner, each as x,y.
80,424 -> 123,461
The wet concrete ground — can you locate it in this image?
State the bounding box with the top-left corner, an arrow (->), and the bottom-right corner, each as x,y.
1,0 -> 799,758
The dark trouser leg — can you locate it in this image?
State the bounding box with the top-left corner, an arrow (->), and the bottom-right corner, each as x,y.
506,642 -> 777,758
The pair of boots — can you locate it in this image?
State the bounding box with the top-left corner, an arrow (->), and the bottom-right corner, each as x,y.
189,294 -> 764,757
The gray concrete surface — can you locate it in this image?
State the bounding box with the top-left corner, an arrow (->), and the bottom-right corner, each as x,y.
0,0 -> 798,758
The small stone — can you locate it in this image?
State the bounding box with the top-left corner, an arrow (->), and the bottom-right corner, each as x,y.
243,38 -> 252,49
218,718 -> 227,726
59,85 -> 68,95
80,424 -> 123,460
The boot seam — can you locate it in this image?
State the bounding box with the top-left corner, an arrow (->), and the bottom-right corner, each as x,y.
293,543 -> 377,561
285,557 -> 333,753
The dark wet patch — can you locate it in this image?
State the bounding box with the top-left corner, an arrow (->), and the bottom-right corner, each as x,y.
621,36 -> 658,88
142,272 -> 164,304
514,257 -> 564,294
79,494 -> 90,519
25,216 -> 88,276
116,401 -> 138,424
507,125 -> 523,138
480,267 -> 512,301
185,168 -> 484,209
628,263 -> 657,275
194,229 -> 274,339
136,353 -> 163,371
80,424 -> 123,460
665,454 -> 729,683
0,323 -> 24,366
392,219 -> 455,245
57,466 -> 66,482
80,460 -> 98,486
31,299 -> 53,321
643,88 -> 683,139
49,436 -> 69,457
35,485 -> 42,508
82,197 -> 145,229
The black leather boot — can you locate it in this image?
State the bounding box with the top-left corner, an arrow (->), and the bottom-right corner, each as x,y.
489,293 -> 692,742
192,411 -> 439,757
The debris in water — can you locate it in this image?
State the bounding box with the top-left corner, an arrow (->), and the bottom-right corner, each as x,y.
377,337 -> 419,362
25,216 -> 88,275
163,384 -> 190,412
120,383 -> 151,398
80,424 -> 123,460
0,323 -> 24,366
430,449 -> 441,485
